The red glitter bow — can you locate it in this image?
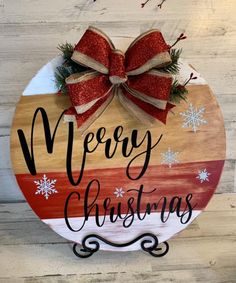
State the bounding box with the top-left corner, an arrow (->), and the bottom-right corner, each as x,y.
64,26 -> 174,132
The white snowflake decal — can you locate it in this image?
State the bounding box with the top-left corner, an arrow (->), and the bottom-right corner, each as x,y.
34,174 -> 58,200
196,169 -> 211,183
114,188 -> 125,198
161,148 -> 179,168
180,103 -> 207,132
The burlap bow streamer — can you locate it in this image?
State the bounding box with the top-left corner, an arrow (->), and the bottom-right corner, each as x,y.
64,26 -> 175,132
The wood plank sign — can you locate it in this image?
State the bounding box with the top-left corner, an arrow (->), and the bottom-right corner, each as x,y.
11,28 -> 226,256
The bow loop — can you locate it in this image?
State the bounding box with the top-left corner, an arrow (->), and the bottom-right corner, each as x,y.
72,27 -> 114,74
125,30 -> 172,75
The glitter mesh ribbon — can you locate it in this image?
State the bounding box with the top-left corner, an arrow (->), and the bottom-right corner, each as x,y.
64,26 -> 175,132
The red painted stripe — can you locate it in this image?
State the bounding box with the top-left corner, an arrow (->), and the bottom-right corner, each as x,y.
15,160 -> 224,220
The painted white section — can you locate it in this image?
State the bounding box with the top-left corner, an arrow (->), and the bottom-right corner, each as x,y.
176,59 -> 207,85
23,56 -> 63,96
43,210 -> 201,251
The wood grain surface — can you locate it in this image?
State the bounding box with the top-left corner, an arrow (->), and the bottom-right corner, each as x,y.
11,85 -> 225,174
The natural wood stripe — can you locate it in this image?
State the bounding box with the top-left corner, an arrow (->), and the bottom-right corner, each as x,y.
11,85 -> 225,174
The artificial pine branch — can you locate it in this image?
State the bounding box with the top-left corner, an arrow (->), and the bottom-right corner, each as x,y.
159,49 -> 182,74
55,66 -> 74,95
170,73 -> 197,103
58,43 -> 74,62
55,43 -> 88,94
170,79 -> 188,104
57,42 -> 88,73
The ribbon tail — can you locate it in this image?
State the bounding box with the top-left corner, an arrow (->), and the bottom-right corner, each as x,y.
64,106 -> 77,123
64,92 -> 114,133
119,88 -> 175,125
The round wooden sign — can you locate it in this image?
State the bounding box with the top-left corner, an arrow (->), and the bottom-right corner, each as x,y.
11,38 -> 225,252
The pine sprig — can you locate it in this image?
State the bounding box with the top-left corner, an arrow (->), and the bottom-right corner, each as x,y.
57,42 -> 88,73
55,66 -> 75,95
170,79 -> 188,104
58,43 -> 74,62
170,72 -> 198,103
55,43 -> 88,94
159,48 -> 182,74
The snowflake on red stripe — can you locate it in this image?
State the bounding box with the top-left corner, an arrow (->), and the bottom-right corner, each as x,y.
196,169 -> 211,183
114,188 -> 125,198
34,174 -> 58,200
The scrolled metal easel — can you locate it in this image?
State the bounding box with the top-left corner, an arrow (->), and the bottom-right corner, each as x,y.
72,233 -> 169,258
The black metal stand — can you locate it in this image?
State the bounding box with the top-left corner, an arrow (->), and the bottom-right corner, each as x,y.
72,233 -> 169,258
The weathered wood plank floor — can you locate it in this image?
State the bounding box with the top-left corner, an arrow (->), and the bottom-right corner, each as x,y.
0,194 -> 235,282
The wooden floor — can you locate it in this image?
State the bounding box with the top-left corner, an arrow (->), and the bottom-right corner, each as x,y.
1,0 -> 236,282
0,194 -> 235,282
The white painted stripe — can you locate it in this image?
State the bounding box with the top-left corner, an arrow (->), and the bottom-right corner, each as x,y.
43,210 -> 201,251
176,59 -> 207,85
23,56 -> 63,96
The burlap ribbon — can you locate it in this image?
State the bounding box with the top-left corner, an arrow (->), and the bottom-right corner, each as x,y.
64,26 -> 175,132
